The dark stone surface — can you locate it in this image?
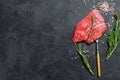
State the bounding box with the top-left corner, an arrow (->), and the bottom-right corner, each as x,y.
0,0 -> 120,80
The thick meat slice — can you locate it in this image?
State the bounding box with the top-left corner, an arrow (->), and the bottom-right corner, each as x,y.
73,9 -> 107,44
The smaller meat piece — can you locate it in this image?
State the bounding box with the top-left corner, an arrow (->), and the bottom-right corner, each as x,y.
73,10 -> 107,44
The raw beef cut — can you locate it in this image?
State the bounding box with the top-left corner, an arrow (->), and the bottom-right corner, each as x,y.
73,9 -> 107,44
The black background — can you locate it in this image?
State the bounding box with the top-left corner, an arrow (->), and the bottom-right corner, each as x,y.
0,0 -> 120,80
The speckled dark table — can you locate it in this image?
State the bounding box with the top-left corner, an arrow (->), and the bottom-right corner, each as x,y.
0,0 -> 120,80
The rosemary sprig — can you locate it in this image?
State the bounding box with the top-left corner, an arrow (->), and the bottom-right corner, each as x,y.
88,15 -> 95,39
106,13 -> 120,60
77,43 -> 94,75
76,15 -> 95,75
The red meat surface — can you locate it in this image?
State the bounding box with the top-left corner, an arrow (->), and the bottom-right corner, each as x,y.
73,9 -> 107,44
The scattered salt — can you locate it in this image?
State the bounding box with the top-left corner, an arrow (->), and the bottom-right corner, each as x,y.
101,40 -> 105,44
82,65 -> 84,68
71,57 -> 74,60
99,1 -> 110,13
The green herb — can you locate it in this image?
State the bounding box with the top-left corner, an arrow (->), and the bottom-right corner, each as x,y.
88,15 -> 95,39
76,15 -> 95,75
77,43 -> 94,75
106,13 -> 120,60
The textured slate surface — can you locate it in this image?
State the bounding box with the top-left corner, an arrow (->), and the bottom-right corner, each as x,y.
0,0 -> 120,80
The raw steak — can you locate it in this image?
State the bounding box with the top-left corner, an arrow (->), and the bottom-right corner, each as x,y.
73,9 -> 107,44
